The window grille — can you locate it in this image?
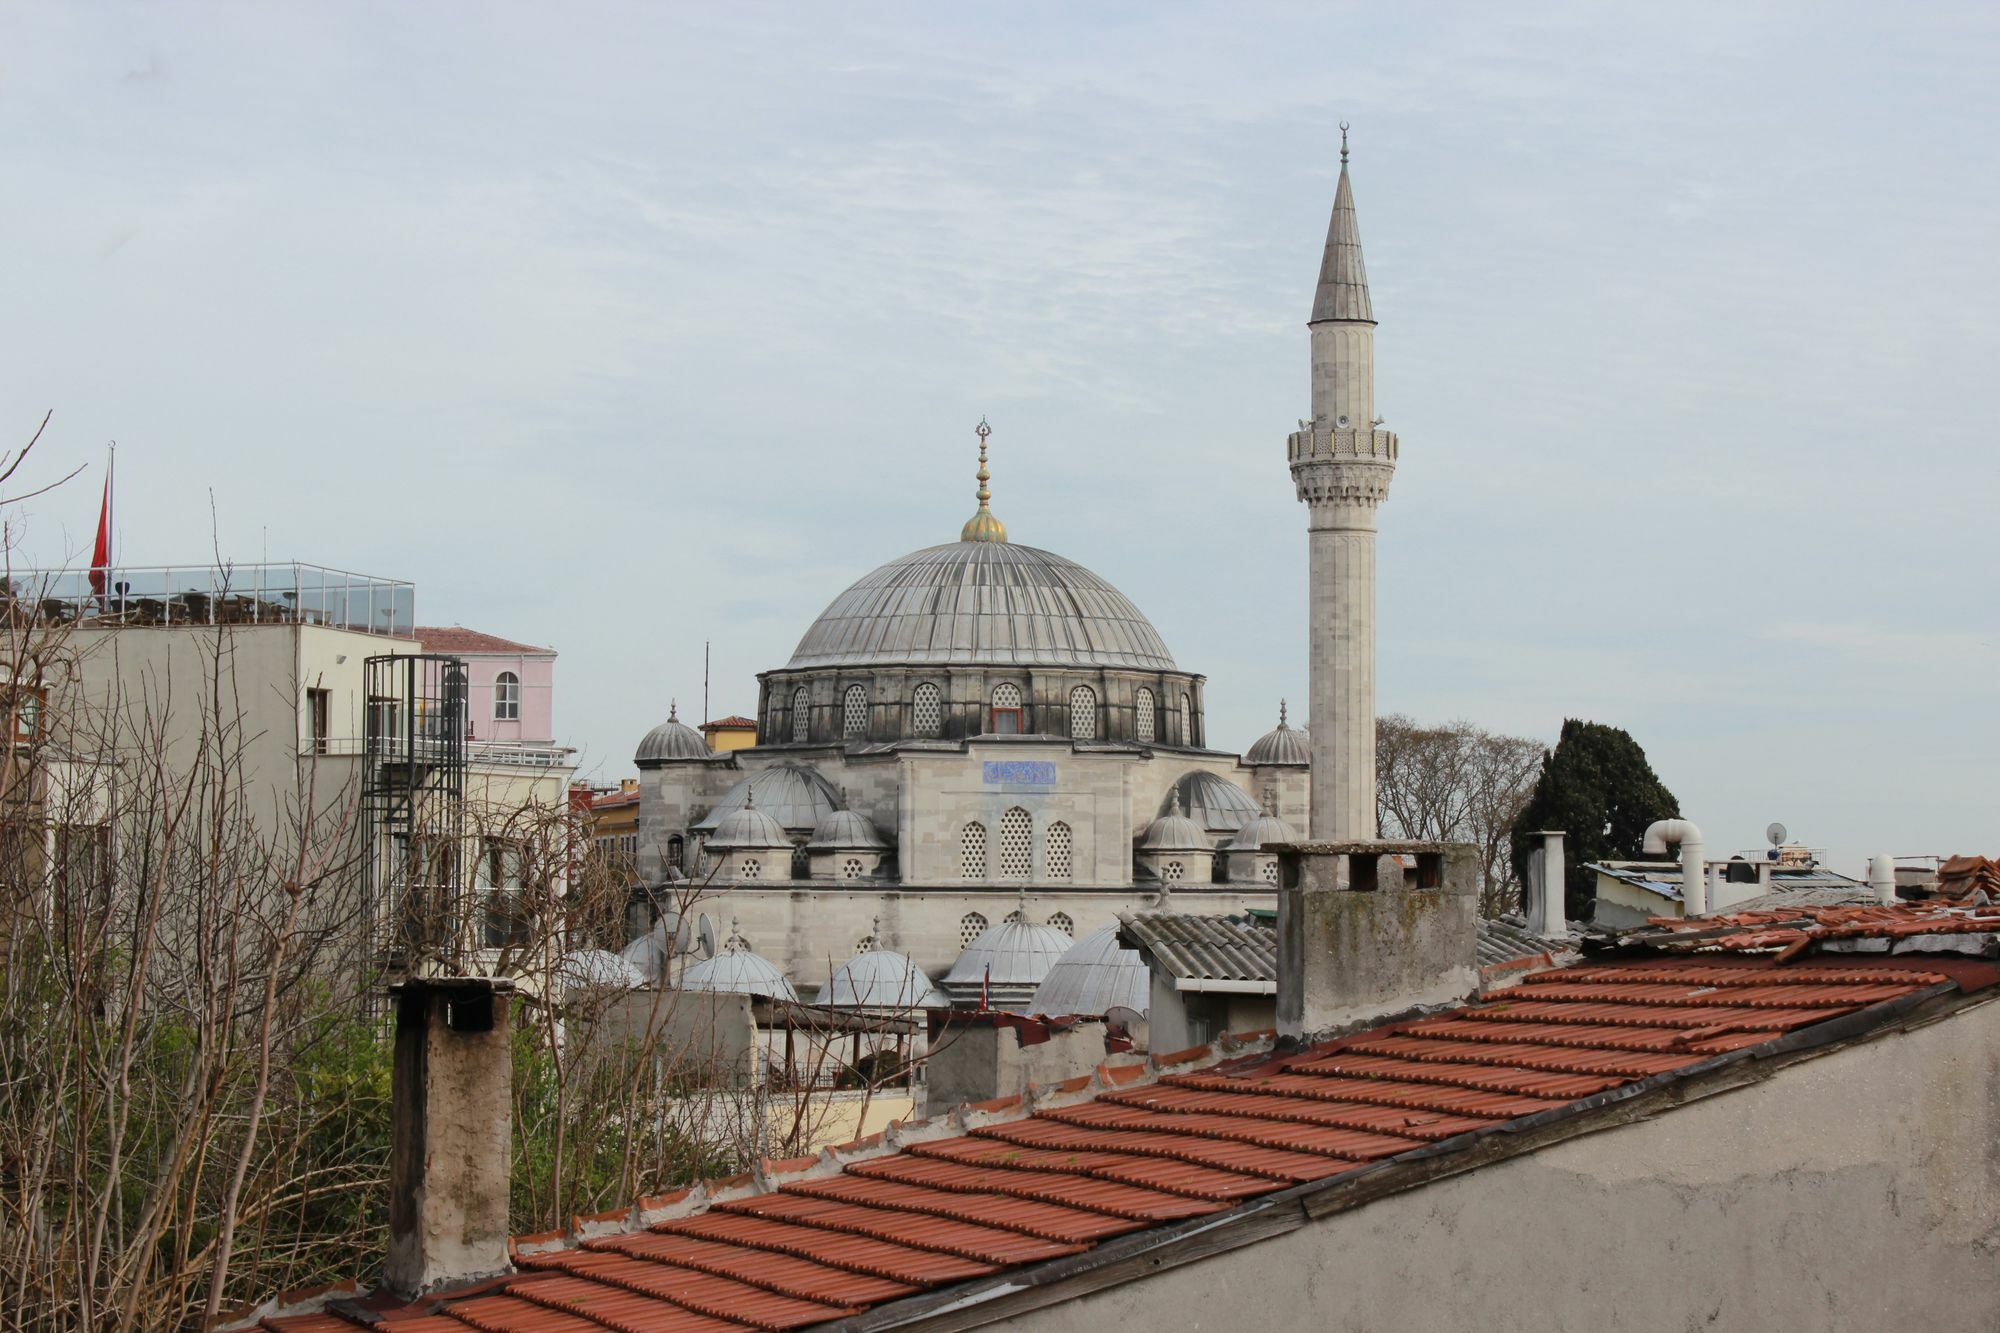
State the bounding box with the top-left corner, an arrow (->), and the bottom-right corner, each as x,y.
791,688 -> 810,742
1261,860 -> 1279,884
1004,909 -> 1023,924
913,682 -> 942,736
791,846 -> 810,879
1069,685 -> 1096,740
1180,693 -> 1193,745
740,858 -> 761,880
1163,860 -> 1185,883
960,821 -> 987,879
999,806 -> 1031,880
1135,687 -> 1155,743
843,685 -> 867,739
841,857 -> 864,880
960,912 -> 988,946
494,671 -> 521,721
854,936 -> 874,955
1045,820 -> 1072,880
1049,911 -> 1074,937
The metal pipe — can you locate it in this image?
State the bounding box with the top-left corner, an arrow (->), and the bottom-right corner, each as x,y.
1643,819 -> 1706,917
1869,855 -> 1897,907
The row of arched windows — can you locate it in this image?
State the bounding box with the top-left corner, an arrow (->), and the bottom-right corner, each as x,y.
781,682 -> 1194,744
959,810 -> 1074,881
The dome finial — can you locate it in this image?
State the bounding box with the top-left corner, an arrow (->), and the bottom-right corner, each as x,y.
960,418 -> 1007,543
1339,121 -> 1350,167
669,698 -> 679,721
1278,698 -> 1288,728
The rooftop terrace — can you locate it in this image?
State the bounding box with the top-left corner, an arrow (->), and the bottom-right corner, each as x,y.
5,562 -> 416,636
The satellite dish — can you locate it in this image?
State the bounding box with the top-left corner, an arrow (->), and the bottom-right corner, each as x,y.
1766,822 -> 1788,847
697,914 -> 716,959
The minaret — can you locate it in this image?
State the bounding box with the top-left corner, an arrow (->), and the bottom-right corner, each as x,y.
1289,126 -> 1396,841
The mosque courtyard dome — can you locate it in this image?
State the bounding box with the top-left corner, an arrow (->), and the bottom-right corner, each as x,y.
943,917 -> 1076,991
692,763 -> 843,833
635,704 -> 712,765
680,947 -> 799,1002
1026,925 -> 1150,1018
1244,701 -> 1311,767
706,800 -> 791,850
822,949 -> 952,1009
1163,770 -> 1265,833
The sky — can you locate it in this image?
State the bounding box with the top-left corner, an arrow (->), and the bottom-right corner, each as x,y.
2,2 -> 1996,874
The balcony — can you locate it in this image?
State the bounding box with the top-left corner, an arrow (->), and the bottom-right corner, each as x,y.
5,562 -> 416,636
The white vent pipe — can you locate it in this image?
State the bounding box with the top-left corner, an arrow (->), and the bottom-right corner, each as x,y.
1868,855 -> 1897,906
1643,819 -> 1706,917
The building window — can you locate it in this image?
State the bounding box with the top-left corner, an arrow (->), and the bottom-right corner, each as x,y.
1068,685 -> 1096,740
1046,820 -> 1072,880
999,806 -> 1031,880
494,671 -> 521,722
1004,908 -> 1023,924
791,687 -> 809,743
841,857 -> 864,880
1135,687 -> 1155,744
1260,860 -> 1279,884
739,858 -> 761,880
667,835 -> 684,870
306,687 -> 331,754
843,684 -> 867,739
1163,860 -> 1185,883
478,838 -> 530,948
854,934 -> 874,954
960,821 -> 987,879
912,682 -> 942,737
1180,692 -> 1193,746
1048,911 -> 1074,937
990,682 -> 1022,735
960,912 -> 988,946
791,846 -> 810,879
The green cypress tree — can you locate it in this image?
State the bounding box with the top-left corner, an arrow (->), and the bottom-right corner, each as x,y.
1511,719 -> 1679,921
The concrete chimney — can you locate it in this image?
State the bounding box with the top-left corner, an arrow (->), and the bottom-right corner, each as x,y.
1274,840 -> 1478,1041
1526,830 -> 1566,936
1869,855 -> 1897,906
386,977 -> 515,1297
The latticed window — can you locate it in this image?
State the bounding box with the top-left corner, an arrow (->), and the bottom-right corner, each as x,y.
1004,909 -> 1023,924
999,806 -> 1031,880
842,685 -> 867,739
913,682 -> 942,736
1180,693 -> 1193,745
791,847 -> 810,879
854,935 -> 874,955
1045,820 -> 1072,880
990,682 -> 1022,734
1260,860 -> 1279,884
1135,687 -> 1155,743
740,858 -> 761,880
791,688 -> 809,742
960,912 -> 988,946
841,857 -> 864,880
1049,911 -> 1074,937
960,822 -> 987,879
1069,685 -> 1096,740
1163,860 -> 1185,883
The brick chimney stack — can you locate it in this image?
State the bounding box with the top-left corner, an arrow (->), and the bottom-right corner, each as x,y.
386,977 -> 515,1296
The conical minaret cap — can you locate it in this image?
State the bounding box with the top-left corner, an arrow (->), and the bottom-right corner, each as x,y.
1310,126 -> 1374,325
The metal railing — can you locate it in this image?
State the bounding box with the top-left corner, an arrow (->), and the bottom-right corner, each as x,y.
4,562 -> 416,635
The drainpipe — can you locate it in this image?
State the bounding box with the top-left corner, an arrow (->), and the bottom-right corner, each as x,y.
1868,855 -> 1897,906
1643,819 -> 1706,918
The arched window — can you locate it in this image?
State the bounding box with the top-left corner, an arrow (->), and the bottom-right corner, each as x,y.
1004,908 -> 1023,924
1162,860 -> 1185,883
1135,687 -> 1155,744
1048,911 -> 1074,936
739,858 -> 761,880
842,684 -> 867,739
1069,684 -> 1097,740
667,835 -> 684,870
1045,821 -> 1072,880
841,857 -> 864,880
999,806 -> 1031,880
960,912 -> 988,946
790,846 -> 810,879
854,934 -> 874,955
791,687 -> 809,742
912,682 -> 942,737
960,821 -> 987,879
1180,692 -> 1193,746
494,671 -> 521,721
990,682 -> 1022,735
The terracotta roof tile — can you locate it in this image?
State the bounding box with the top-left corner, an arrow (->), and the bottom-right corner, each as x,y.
659,1211 -> 1001,1286
582,1231 -> 916,1306
516,1250 -> 851,1328
779,1174 -> 1145,1244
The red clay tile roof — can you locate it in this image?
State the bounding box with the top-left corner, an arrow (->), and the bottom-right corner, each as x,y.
700,715 -> 759,733
255,945 -> 1987,1333
1628,896 -> 2000,957
415,626 -> 556,656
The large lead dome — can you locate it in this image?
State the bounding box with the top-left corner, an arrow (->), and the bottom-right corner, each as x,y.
785,541 -> 1178,671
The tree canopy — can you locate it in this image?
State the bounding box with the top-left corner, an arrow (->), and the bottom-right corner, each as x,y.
1509,719 -> 1680,921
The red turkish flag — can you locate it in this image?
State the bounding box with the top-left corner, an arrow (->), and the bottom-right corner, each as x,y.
88,471 -> 111,596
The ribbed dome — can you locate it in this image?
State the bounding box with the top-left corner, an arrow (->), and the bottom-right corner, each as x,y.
680,949 -> 799,1001
1026,925 -> 1149,1018
692,764 -> 843,833
943,919 -> 1076,989
785,542 -> 1176,671
634,705 -> 711,764
821,950 -> 951,1009
706,801 -> 791,850
1244,702 -> 1310,766
1139,795 -> 1210,851
806,809 -> 886,850
1225,812 -> 1301,852
1162,771 -> 1264,833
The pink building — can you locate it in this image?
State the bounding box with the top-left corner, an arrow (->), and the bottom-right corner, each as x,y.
414,626 -> 557,746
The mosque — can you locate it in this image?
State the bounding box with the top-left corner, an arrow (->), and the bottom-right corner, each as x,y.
631,136 -> 1392,1014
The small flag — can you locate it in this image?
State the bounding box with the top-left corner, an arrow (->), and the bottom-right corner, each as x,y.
981,963 -> 990,1011
88,451 -> 113,597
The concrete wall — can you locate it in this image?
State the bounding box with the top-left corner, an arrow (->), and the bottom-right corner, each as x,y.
1145,977 -> 1275,1056
435,648 -> 555,746
1006,995 -> 2000,1333
924,1019 -> 1108,1111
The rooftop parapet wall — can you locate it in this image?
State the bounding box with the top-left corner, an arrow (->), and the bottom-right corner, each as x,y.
1274,840 -> 1480,1040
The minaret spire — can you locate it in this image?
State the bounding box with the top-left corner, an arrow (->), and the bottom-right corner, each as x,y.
959,417 -> 1007,543
1312,124 -> 1374,326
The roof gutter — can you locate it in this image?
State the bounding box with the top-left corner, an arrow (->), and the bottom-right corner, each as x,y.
1171,978 -> 1277,995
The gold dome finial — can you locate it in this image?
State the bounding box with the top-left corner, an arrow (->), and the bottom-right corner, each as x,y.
960,417 -> 1007,543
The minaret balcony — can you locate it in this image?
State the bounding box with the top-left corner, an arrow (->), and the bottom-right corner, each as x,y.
1286,420 -> 1398,466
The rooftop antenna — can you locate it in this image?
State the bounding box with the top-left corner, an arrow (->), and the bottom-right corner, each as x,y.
703,640 -> 710,725
1766,822 -> 1788,847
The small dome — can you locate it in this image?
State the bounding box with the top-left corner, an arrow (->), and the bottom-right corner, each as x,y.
706,797 -> 791,850
635,703 -> 711,764
556,948 -> 646,991
807,809 -> 887,850
1140,793 -> 1210,851
1225,812 -> 1301,852
1244,701 -> 1310,766
1161,771 -> 1263,833
693,763 -> 843,833
680,948 -> 799,1001
822,950 -> 952,1009
943,917 -> 1076,989
1026,925 -> 1149,1017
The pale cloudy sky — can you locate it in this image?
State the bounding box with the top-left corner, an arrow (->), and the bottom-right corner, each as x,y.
2,3 -> 1995,872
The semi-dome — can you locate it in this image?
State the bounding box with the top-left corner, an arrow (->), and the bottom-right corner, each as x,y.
1244,700 -> 1310,766
822,949 -> 952,1009
635,703 -> 711,765
784,541 -> 1177,672
680,948 -> 799,1001
1162,771 -> 1264,833
706,798 -> 791,850
807,809 -> 887,850
1225,811 -> 1301,851
693,763 -> 843,833
1026,925 -> 1149,1018
943,918 -> 1076,990
1139,794 -> 1210,851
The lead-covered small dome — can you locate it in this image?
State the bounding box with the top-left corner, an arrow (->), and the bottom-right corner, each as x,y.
822,950 -> 952,1009
1225,811 -> 1301,852
706,798 -> 790,850
635,703 -> 711,765
807,809 -> 886,850
944,918 -> 1076,990
1244,701 -> 1310,766
680,948 -> 799,1001
1026,925 -> 1149,1018
693,764 -> 843,833
1162,771 -> 1264,833
1139,794 -> 1210,851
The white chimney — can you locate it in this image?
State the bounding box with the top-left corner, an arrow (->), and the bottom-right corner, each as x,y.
1526,830 -> 1567,936
1869,855 -> 1897,906
1643,819 -> 1706,918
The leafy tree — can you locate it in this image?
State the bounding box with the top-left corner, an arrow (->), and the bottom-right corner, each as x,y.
1510,719 -> 1680,921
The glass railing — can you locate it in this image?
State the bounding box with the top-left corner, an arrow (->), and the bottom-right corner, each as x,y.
2,563 -> 416,635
